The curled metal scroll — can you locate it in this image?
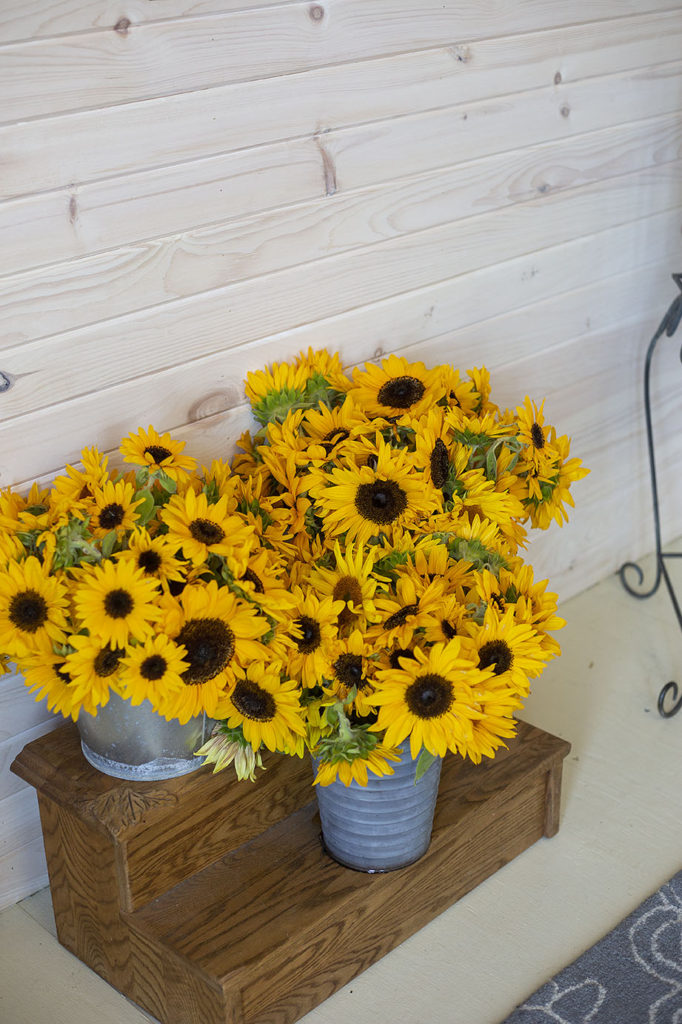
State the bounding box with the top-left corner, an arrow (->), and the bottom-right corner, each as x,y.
618,273 -> 682,717
658,682 -> 682,718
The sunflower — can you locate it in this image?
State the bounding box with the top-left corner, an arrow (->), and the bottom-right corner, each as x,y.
452,463 -> 526,549
514,397 -> 558,473
308,436 -> 440,545
214,662 -> 306,752
313,742 -> 402,787
160,488 -> 254,570
74,558 -> 162,648
295,346 -> 350,393
510,563 -> 565,659
161,580 -> 269,722
297,396 -> 367,466
119,634 -> 188,710
200,458 -> 240,500
308,541 -> 383,630
119,425 -> 196,482
237,547 -> 296,621
437,366 -> 479,414
88,479 -> 143,537
325,629 -> 379,715
286,588 -> 342,687
467,367 -> 500,416
412,407 -> 454,490
245,358 -> 312,426
461,683 -> 521,763
421,592 -> 470,645
0,556 -> 69,658
370,640 -> 492,759
50,446 -> 110,516
466,607 -> 551,697
408,535 -> 474,591
117,529 -> 187,590
371,573 -> 447,647
349,354 -> 444,419
64,634 -> 127,709
525,430 -> 589,530
20,651 -> 84,720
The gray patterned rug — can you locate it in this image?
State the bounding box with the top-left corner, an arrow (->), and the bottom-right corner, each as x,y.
500,870 -> 682,1023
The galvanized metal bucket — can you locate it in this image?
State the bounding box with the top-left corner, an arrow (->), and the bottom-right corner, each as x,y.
313,744 -> 442,872
77,691 -> 213,782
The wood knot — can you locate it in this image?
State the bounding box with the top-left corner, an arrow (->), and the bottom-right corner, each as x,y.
188,391 -> 236,421
560,104 -> 570,118
68,194 -> 78,225
308,4 -> 324,21
114,17 -> 131,35
0,372 -> 13,393
554,71 -> 562,85
451,45 -> 472,64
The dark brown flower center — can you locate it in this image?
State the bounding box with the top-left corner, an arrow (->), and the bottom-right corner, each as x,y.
385,603 -> 418,630
140,654 -> 168,681
389,647 -> 417,669
355,479 -> 408,525
530,423 -> 545,450
55,662 -> 73,685
176,617 -> 235,684
478,639 -> 513,675
94,646 -> 125,677
441,619 -> 457,639
294,615 -> 321,654
189,518 -> 225,545
9,590 -> 48,633
377,375 -> 425,409
332,576 -> 363,606
231,678 -> 277,721
137,549 -> 162,573
322,428 -> 350,454
430,438 -> 450,488
242,568 -> 265,594
333,653 -> 368,690
99,502 -> 125,529
405,673 -> 454,718
104,588 -> 134,619
145,444 -> 172,463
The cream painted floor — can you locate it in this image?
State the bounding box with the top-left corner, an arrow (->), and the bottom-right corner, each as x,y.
2,553 -> 682,1024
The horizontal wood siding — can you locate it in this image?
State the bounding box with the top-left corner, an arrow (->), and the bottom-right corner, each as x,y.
1,1 -> 681,908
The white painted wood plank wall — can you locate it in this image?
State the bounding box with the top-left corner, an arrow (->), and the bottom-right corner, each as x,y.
1,0 -> 681,910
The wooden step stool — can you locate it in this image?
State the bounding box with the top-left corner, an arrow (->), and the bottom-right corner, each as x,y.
12,720 -> 570,1024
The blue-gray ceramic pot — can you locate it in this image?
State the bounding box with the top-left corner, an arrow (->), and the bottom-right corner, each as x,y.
313,743 -> 442,872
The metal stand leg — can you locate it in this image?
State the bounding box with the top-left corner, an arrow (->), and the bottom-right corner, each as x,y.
618,273 -> 682,718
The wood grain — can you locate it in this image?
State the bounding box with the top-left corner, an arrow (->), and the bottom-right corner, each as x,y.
1,0 -> 674,122
3,112 -> 679,347
4,61 -> 682,279
3,10 -> 682,200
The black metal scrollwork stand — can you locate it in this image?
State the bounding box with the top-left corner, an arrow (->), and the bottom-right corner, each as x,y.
618,273 -> 682,718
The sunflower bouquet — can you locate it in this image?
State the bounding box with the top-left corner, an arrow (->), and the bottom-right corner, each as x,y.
0,427 -> 290,740
198,347 -> 588,785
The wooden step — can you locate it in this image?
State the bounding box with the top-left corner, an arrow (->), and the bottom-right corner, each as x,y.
12,720 -> 570,1024
12,722 -> 314,911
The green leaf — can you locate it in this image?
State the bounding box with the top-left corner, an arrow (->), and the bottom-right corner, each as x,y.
414,748 -> 437,783
485,447 -> 497,480
133,491 -> 156,525
156,471 -> 177,494
100,530 -> 118,558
